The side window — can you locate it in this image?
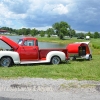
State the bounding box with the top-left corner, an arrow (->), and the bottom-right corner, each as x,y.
24,40 -> 34,46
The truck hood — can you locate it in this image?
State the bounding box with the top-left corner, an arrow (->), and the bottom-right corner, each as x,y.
0,36 -> 19,50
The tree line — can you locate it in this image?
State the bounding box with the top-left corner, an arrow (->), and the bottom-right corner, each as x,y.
0,21 -> 100,39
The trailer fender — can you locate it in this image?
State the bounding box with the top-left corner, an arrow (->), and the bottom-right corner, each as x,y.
0,51 -> 20,64
46,51 -> 66,62
85,54 -> 92,60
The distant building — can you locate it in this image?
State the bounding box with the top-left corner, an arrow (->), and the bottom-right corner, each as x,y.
51,35 -> 58,37
0,30 -> 10,34
86,36 -> 90,40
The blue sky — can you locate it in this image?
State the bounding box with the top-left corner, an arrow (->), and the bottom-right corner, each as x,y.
0,0 -> 100,32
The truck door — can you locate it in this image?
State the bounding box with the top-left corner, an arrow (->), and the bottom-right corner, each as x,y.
20,40 -> 39,61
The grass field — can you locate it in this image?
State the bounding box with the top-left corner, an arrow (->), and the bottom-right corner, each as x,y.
0,37 -> 100,80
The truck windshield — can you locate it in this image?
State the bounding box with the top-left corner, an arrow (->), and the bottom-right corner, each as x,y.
18,39 -> 23,45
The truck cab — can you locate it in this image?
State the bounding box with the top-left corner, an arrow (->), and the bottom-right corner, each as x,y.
18,37 -> 39,61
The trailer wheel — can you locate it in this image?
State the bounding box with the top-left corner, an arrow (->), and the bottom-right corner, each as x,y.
88,55 -> 92,61
51,56 -> 61,65
0,57 -> 12,67
72,56 -> 76,60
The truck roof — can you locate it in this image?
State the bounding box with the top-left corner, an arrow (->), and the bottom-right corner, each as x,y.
21,37 -> 38,41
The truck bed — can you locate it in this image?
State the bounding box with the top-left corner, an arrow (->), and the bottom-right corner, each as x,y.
39,48 -> 68,60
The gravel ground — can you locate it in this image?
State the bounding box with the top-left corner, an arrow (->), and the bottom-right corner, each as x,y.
0,78 -> 100,100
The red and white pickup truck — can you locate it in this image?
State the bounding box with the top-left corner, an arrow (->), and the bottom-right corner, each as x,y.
0,36 -> 69,67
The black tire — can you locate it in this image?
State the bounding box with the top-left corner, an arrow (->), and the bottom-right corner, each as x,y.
88,55 -> 92,61
51,56 -> 61,65
72,56 -> 76,60
0,57 -> 12,67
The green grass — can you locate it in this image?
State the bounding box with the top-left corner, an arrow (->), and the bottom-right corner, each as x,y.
0,55 -> 100,80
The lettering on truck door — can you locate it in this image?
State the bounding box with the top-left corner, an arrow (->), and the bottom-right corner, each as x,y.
20,40 -> 39,61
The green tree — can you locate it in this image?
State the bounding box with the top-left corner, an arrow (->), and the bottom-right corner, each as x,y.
52,22 -> 60,35
59,32 -> 64,39
17,29 -> 24,35
70,29 -> 76,37
46,28 -> 54,37
40,31 -> 45,37
30,28 -> 38,36
26,28 -> 31,35
20,28 -> 27,35
76,32 -> 85,38
52,21 -> 70,39
94,32 -> 99,38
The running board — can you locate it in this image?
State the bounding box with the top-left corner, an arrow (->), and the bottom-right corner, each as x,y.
20,60 -> 49,64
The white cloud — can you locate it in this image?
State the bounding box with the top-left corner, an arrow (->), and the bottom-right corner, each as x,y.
0,0 -> 100,31
52,4 -> 69,15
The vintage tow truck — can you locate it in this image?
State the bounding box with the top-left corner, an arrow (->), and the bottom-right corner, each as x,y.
0,36 -> 69,67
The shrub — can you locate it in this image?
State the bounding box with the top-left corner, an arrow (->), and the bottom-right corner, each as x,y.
92,44 -> 100,49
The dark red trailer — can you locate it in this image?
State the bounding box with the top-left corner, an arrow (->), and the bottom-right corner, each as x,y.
67,42 -> 92,60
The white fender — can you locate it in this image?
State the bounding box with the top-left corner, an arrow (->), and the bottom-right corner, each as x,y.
0,51 -> 20,64
83,54 -> 90,59
46,51 -> 66,62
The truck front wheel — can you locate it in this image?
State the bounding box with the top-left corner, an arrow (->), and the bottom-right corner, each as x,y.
51,56 -> 61,65
0,57 -> 12,67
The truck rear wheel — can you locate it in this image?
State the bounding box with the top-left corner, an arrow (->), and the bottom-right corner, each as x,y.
51,56 -> 61,65
0,57 -> 12,67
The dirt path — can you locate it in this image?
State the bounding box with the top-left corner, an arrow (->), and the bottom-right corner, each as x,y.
0,78 -> 100,100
